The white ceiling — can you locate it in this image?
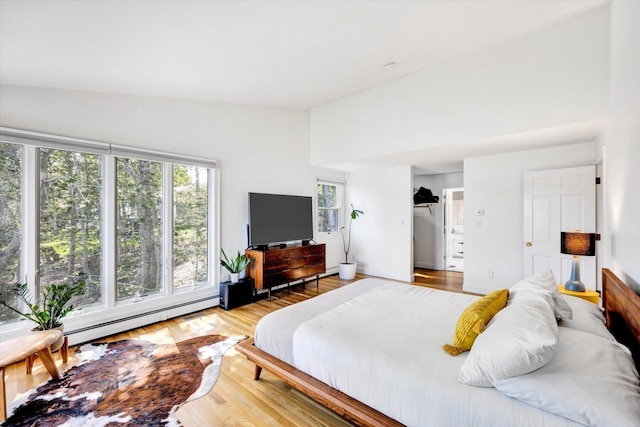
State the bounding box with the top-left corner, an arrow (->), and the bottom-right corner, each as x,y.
0,0 -> 609,110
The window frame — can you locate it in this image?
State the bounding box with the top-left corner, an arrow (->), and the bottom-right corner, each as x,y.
316,179 -> 344,238
37,146 -> 104,307
171,164 -> 212,291
114,155 -> 166,301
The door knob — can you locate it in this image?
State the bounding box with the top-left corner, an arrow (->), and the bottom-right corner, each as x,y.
525,242 -> 532,247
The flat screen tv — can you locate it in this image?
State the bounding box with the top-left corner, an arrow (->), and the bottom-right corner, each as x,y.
248,192 -> 313,247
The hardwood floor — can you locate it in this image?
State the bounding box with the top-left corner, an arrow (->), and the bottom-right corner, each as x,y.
4,270 -> 462,426
413,267 -> 465,293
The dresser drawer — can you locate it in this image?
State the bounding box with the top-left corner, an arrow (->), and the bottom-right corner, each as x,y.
245,244 -> 326,294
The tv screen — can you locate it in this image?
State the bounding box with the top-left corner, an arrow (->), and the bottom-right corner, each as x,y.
248,192 -> 313,247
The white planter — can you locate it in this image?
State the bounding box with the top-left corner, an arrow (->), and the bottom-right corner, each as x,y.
32,324 -> 65,352
338,262 -> 358,280
230,273 -> 240,283
50,324 -> 65,352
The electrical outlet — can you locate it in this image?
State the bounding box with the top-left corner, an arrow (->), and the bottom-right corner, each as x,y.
476,220 -> 482,228
488,271 -> 494,279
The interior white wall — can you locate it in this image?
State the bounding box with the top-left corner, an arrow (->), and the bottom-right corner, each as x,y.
604,0 -> 640,292
346,165 -> 413,282
413,173 -> 463,270
463,142 -> 596,295
309,6 -> 609,166
0,84 -> 345,278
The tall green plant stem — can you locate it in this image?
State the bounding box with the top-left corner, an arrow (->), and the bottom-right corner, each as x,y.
340,204 -> 364,264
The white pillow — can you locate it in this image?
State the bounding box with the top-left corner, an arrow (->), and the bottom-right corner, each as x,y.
493,327 -> 640,427
509,270 -> 573,320
560,295 -> 614,340
458,291 -> 559,387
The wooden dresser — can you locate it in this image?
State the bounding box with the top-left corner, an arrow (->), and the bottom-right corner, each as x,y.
245,244 -> 326,300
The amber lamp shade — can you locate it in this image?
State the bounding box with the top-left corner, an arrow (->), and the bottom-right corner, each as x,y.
560,232 -> 596,292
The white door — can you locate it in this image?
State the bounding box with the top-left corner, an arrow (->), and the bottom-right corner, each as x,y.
523,166 -> 596,290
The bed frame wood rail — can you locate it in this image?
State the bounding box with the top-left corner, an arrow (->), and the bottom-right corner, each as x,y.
235,338 -> 402,427
602,268 -> 640,371
237,268 -> 640,426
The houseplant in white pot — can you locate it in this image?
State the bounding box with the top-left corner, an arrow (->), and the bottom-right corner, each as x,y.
339,204 -> 364,280
0,273 -> 86,351
220,249 -> 253,283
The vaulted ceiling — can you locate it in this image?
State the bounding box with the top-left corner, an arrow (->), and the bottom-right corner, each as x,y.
0,0 -> 609,109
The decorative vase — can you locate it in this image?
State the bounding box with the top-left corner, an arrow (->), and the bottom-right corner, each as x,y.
230,273 -> 240,283
338,262 -> 358,280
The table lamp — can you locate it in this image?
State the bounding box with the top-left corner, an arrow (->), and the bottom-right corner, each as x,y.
560,231 -> 596,292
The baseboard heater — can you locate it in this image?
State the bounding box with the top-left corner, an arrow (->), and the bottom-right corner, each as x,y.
66,296 -> 217,344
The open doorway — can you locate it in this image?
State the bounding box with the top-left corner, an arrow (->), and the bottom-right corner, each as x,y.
413,174 -> 464,291
444,188 -> 464,272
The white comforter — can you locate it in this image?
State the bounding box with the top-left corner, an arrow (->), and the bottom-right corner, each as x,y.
255,278 -> 580,426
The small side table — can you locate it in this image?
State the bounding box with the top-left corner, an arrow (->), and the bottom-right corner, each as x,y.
558,285 -> 599,304
0,330 -> 63,421
26,336 -> 68,374
220,278 -> 254,310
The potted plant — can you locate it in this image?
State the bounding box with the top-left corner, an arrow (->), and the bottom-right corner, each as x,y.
0,273 -> 86,351
220,249 -> 253,283
339,204 -> 364,280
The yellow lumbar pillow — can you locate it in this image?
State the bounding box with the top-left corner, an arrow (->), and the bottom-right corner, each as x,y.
443,289 -> 509,356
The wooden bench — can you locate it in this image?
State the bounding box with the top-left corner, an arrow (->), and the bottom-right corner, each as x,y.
0,330 -> 64,421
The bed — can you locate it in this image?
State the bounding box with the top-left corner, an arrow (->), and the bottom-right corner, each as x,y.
236,268 -> 640,426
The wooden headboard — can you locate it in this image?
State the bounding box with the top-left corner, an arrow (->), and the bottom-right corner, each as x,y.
602,268 -> 640,371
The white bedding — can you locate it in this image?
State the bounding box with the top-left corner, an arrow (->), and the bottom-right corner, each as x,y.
255,278 -> 582,426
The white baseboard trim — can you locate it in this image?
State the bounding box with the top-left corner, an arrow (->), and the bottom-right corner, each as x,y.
414,262 -> 438,270
325,266 -> 339,276
462,284 -> 488,295
358,266 -> 412,283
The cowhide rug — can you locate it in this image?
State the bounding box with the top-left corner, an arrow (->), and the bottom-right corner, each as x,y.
5,334 -> 247,426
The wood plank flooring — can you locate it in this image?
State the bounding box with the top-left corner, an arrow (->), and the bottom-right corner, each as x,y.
3,270 -> 462,426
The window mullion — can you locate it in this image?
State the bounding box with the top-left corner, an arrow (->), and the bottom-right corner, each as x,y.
23,146 -> 39,293
103,155 -> 117,308
164,163 -> 173,295
339,184 -> 345,230
210,168 -> 219,287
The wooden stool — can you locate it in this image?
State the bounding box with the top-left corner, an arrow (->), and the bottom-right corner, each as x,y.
26,336 -> 68,374
0,329 -> 63,421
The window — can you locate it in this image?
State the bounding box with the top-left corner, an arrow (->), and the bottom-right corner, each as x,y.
0,128 -> 218,331
173,165 -> 209,289
317,180 -> 343,234
116,158 -> 163,300
0,142 -> 22,322
39,148 -> 103,306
